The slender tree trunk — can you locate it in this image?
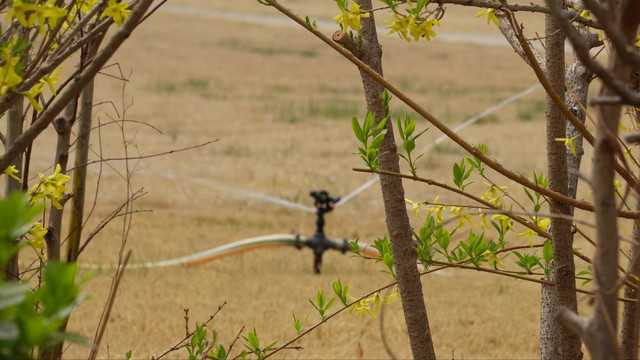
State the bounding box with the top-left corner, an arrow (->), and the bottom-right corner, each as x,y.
621,199 -> 640,360
558,1 -> 639,357
621,70 -> 640,360
2,96 -> 24,281
353,1 -> 436,358
67,37 -> 102,263
45,100 -> 76,262
588,57 -> 625,360
541,3 -> 583,359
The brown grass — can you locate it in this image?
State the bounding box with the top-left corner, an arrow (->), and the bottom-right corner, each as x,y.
11,1 -> 621,359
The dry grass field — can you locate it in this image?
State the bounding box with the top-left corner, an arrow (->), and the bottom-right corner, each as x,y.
11,0 -> 616,359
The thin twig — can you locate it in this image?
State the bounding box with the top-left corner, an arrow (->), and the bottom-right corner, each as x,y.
88,251 -> 132,360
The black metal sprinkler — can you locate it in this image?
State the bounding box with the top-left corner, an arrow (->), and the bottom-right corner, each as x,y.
296,190 -> 349,274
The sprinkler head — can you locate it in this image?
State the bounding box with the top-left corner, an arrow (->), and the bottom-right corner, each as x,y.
310,190 -> 340,212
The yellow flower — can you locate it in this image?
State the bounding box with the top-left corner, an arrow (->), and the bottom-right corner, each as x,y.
409,18 -> 439,41
0,56 -> 24,96
76,0 -> 99,14
579,10 -> 591,20
3,165 -> 21,183
385,14 -> 410,41
475,8 -> 501,27
100,0 -> 131,27
517,217 -> 550,247
479,210 -> 489,229
450,206 -> 478,229
21,83 -> 44,111
491,214 -> 513,231
6,0 -> 36,27
426,196 -> 444,222
537,217 -> 550,232
482,250 -> 505,269
27,222 -> 48,260
405,198 -> 423,219
40,67 -> 63,94
481,183 -> 508,207
333,0 -> 370,34
614,179 -> 624,199
555,135 -> 581,156
635,35 -> 640,49
385,288 -> 400,303
350,298 -> 375,318
517,228 -> 536,247
30,164 -> 71,209
27,0 -> 67,35
614,179 -> 623,189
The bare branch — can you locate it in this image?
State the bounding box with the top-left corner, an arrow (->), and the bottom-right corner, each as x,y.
0,0 -> 155,172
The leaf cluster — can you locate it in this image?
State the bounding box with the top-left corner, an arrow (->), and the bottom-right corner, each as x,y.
242,328 -> 277,360
352,111 -> 387,173
0,193 -> 87,359
308,290 -> 336,321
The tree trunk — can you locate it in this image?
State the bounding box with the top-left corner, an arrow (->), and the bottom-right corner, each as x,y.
541,3 -> 583,359
354,1 -> 436,358
621,70 -> 640,360
2,96 -> 24,281
46,100 -> 76,262
67,37 -> 102,263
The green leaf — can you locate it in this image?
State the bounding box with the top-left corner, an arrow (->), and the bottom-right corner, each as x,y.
383,252 -> 394,272
367,148 -> 377,162
404,119 -> 416,138
325,296 -> 336,312
264,339 -> 278,352
370,130 -> 386,149
316,290 -> 325,309
373,117 -> 387,134
403,139 -> 415,153
523,188 -> 534,202
396,116 -> 405,141
351,116 -> 364,143
381,89 -> 391,117
542,241 -> 553,264
247,330 -> 259,349
363,111 -> 375,137
416,0 -> 430,12
214,345 -> 227,359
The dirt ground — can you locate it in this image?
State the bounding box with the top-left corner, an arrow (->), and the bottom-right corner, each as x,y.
8,0 -> 619,358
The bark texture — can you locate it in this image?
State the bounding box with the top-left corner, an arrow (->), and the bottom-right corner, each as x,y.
621,70 -> 640,360
558,1 -> 639,357
67,76 -> 95,262
354,1 -> 436,358
2,96 -> 23,281
46,101 -> 76,262
541,4 -> 582,359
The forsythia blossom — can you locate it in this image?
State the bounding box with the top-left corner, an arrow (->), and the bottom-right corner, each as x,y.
385,14 -> 439,42
482,250 -> 505,269
405,198 -> 423,220
30,164 -> 71,209
555,135 -> 581,156
100,0 -> 131,27
3,165 -> 21,183
517,217 -> 551,247
449,206 -> 478,229
27,222 -> 48,260
333,1 -> 370,34
475,8 -> 501,27
348,289 -> 400,318
481,183 -> 508,207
